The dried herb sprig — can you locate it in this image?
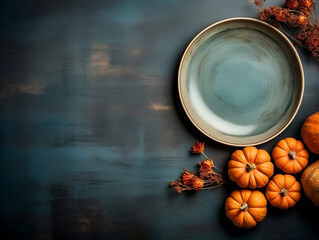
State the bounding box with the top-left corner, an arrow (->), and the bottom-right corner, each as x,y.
255,0 -> 319,61
169,142 -> 225,193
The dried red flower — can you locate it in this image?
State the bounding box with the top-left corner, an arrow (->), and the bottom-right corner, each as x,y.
299,0 -> 312,8
173,186 -> 183,194
255,0 -> 265,9
169,141 -> 224,193
255,0 -> 319,61
286,0 -> 299,9
190,142 -> 204,153
181,171 -> 195,185
298,15 -> 308,25
201,159 -> 214,170
192,177 -> 205,190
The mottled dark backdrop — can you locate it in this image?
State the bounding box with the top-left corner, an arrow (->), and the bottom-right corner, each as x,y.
1,0 -> 319,239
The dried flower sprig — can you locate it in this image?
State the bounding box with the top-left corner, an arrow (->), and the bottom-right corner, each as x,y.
190,142 -> 222,173
169,142 -> 225,193
191,141 -> 206,154
254,0 -> 319,61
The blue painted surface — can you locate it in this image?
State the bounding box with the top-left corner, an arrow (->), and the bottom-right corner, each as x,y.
0,0 -> 319,239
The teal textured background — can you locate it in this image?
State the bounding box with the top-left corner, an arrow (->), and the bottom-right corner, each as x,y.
0,0 -> 318,239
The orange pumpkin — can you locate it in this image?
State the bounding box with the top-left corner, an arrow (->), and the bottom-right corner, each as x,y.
225,189 -> 267,228
265,174 -> 301,209
228,147 -> 274,188
272,137 -> 309,174
301,111 -> 319,154
301,160 -> 319,207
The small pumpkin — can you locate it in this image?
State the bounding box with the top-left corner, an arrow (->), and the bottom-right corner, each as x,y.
228,147 -> 274,188
265,174 -> 301,209
301,160 -> 319,207
301,111 -> 319,154
272,137 -> 309,174
225,189 -> 267,228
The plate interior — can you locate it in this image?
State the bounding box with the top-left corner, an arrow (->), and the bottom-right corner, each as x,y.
179,18 -> 303,146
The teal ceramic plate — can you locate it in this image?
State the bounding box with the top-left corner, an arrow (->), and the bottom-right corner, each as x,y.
178,18 -> 304,146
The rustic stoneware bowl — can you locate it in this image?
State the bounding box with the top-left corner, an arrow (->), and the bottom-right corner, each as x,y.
178,17 -> 304,146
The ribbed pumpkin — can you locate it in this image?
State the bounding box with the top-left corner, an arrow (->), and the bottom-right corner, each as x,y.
228,147 -> 274,188
265,174 -> 301,209
301,111 -> 319,154
225,189 -> 267,228
272,137 -> 309,174
301,160 -> 319,207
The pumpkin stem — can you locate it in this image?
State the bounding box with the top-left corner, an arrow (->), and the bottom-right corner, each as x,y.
288,151 -> 297,160
279,188 -> 288,196
245,163 -> 256,172
240,202 -> 248,211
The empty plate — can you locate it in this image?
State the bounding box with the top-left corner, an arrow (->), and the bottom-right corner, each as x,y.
178,17 -> 304,146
